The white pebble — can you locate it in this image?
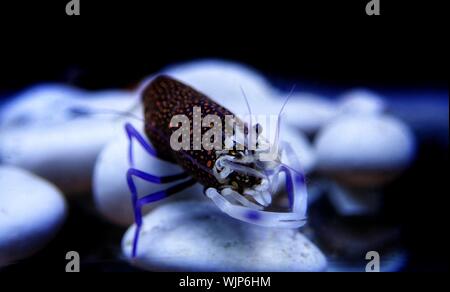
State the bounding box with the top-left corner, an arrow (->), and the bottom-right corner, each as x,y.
327,182 -> 382,216
0,84 -> 82,128
281,93 -> 337,134
0,166 -> 66,267
314,115 -> 415,186
0,84 -> 135,129
0,119 -> 124,194
0,85 -> 136,194
337,89 -> 386,115
164,59 -> 279,116
122,200 -> 327,272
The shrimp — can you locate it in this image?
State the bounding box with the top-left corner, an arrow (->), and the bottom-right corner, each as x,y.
125,75 -> 308,257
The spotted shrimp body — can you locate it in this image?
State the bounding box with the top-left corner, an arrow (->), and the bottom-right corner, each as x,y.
125,75 -> 308,257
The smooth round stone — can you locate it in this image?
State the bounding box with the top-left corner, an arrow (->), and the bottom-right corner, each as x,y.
122,201 -> 327,272
327,182 -> 382,216
164,59 -> 279,116
0,86 -> 136,194
0,119 -> 125,194
0,166 -> 67,267
93,121 -> 205,226
281,93 -> 337,135
314,115 -> 415,187
337,89 -> 386,115
0,84 -> 135,129
0,84 -> 82,128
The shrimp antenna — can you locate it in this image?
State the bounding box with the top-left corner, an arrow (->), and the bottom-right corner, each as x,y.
239,85 -> 254,150
278,84 -> 297,117
68,106 -> 145,123
274,84 -> 296,150
68,84 -> 145,123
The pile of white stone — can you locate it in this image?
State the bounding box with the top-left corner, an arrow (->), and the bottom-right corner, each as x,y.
0,60 -> 414,271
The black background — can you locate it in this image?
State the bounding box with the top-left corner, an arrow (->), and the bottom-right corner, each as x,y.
0,0 -> 448,278
0,0 -> 447,93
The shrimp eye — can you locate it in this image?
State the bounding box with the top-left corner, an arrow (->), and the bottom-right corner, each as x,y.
255,123 -> 263,134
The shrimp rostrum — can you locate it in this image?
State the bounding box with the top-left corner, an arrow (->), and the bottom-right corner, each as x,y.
125,75 -> 308,257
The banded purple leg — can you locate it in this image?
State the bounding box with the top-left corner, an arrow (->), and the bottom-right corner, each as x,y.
124,122 -> 194,257
127,168 -> 195,257
125,122 -> 158,167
